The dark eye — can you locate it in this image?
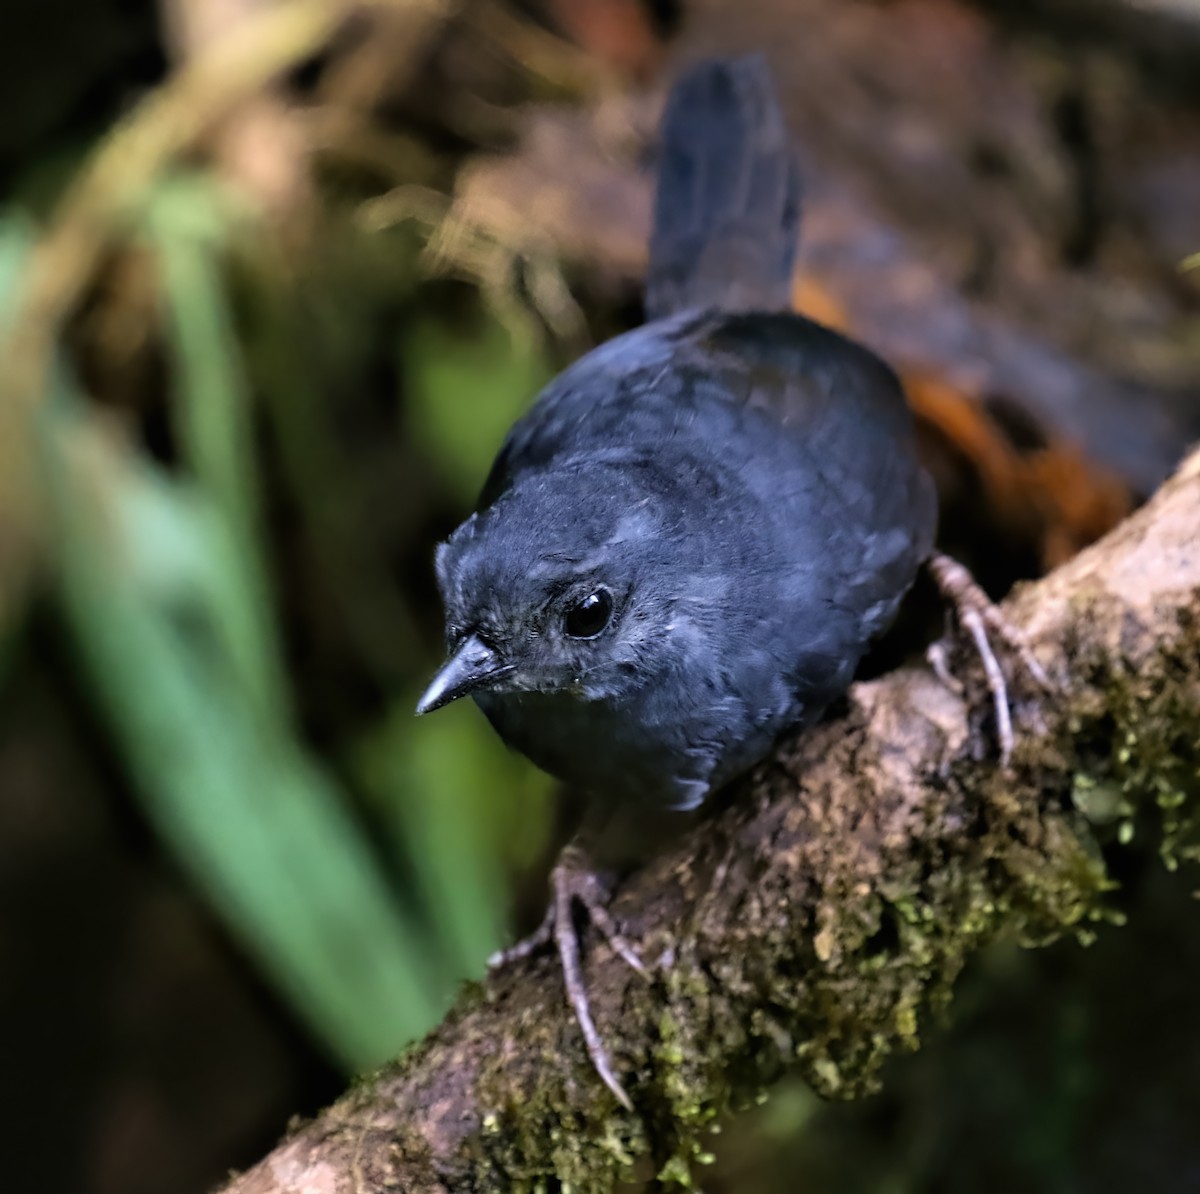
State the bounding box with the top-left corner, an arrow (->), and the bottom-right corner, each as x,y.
564,589 -> 613,639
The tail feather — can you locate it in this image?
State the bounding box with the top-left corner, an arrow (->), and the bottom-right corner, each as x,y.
645,55 -> 801,320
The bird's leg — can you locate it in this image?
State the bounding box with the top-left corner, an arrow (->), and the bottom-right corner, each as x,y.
488,842 -> 649,1110
926,551 -> 1052,767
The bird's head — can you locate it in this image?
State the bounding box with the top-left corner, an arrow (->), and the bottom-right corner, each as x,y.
416,466 -> 706,716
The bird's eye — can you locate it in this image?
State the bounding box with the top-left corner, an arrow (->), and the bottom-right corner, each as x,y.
564,589 -> 613,639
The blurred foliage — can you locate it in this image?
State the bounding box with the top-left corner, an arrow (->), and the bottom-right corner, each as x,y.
404,309 -> 553,505
0,89 -> 559,1066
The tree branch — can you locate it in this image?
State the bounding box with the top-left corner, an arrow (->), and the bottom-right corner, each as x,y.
222,447 -> 1200,1193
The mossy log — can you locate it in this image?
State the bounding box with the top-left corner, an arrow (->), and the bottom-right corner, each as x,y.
222,447 -> 1200,1193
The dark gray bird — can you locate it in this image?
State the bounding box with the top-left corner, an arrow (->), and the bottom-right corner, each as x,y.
419,59 -> 935,806
417,56 -> 1010,1108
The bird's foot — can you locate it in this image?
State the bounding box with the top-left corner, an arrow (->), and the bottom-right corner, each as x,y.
926,551 -> 1052,767
488,844 -> 649,1110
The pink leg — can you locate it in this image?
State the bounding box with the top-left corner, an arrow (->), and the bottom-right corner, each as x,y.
927,552 -> 1051,767
489,842 -> 649,1110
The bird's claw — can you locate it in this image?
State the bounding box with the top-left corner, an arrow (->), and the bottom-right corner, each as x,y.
489,846 -> 648,1110
927,551 -> 1053,767
487,907 -> 554,969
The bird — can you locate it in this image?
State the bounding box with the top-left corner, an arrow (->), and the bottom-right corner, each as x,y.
417,54 -> 1044,1108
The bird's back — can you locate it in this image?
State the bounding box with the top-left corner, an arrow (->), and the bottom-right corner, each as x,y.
484,52 -> 927,564
487,309 -> 933,647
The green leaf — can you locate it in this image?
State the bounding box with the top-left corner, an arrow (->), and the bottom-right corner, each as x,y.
355,696 -> 554,977
143,173 -> 289,729
43,405 -> 447,1068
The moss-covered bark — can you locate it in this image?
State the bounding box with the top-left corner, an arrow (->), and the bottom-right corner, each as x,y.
222,450 -> 1200,1194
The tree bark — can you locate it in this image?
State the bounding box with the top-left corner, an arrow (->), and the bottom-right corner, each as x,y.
221,447 -> 1200,1194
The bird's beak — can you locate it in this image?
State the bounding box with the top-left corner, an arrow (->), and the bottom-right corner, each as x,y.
415,634 -> 511,716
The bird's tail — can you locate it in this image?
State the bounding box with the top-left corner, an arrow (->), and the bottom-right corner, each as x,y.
645,55 -> 801,320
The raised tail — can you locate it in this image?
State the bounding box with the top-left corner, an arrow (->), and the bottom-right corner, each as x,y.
645,55 -> 801,320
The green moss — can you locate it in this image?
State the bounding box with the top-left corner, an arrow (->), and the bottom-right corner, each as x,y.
1067,603 -> 1200,875
657,1155 -> 694,1186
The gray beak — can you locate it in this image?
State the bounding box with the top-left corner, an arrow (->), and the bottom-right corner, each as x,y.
415,634 -> 511,715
